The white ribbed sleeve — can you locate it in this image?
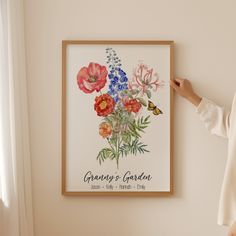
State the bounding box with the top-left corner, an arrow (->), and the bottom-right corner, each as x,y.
196,96 -> 236,226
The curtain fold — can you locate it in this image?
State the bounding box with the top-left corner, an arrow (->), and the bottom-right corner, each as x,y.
0,0 -> 34,235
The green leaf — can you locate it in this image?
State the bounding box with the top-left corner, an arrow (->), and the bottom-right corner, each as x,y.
104,116 -> 114,126
121,132 -> 131,143
119,139 -> 149,157
137,97 -> 147,107
109,135 -> 118,147
97,148 -> 115,165
122,90 -> 133,98
128,122 -> 141,138
144,115 -> 150,122
126,115 -> 151,138
146,90 -> 151,99
131,89 -> 139,95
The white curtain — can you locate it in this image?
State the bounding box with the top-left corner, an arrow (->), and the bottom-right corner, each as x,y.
0,0 -> 34,235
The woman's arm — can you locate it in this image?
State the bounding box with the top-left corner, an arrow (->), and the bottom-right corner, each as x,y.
170,78 -> 202,106
170,78 -> 231,138
229,221 -> 236,236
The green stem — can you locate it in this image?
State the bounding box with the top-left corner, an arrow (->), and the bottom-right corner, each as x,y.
107,138 -> 115,152
116,158 -> 119,169
115,137 -> 119,169
107,137 -> 119,169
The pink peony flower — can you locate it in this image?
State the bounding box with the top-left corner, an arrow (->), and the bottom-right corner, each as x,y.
77,62 -> 108,93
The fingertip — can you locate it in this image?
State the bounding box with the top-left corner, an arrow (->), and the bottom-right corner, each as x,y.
170,80 -> 178,90
175,77 -> 184,83
171,79 -> 179,86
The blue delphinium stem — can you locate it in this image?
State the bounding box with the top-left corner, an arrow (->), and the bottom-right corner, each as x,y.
106,48 -> 129,103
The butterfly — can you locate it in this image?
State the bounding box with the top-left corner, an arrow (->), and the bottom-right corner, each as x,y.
148,100 -> 163,116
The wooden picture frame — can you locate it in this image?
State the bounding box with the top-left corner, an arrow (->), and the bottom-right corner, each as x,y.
62,40 -> 174,196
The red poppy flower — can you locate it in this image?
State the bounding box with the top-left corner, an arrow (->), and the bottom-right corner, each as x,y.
77,62 -> 108,93
124,99 -> 142,113
94,94 -> 115,116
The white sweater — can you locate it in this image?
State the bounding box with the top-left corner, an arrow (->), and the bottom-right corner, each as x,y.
196,95 -> 236,226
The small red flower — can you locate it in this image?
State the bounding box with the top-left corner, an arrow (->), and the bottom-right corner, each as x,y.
77,62 -> 108,93
124,99 -> 142,113
94,94 -> 115,117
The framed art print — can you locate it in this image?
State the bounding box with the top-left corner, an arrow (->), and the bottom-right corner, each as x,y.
62,40 -> 174,196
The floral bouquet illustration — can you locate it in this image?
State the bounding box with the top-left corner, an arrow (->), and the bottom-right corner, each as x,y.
76,48 -> 164,168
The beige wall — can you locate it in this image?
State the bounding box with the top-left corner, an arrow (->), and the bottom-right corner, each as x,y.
24,0 -> 236,235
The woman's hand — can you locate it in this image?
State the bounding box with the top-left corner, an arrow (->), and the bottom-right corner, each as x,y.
170,77 -> 202,107
229,221 -> 236,236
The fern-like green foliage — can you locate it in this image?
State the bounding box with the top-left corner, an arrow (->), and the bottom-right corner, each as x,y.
119,139 -> 149,157
128,115 -> 150,138
97,148 -> 115,165
98,113 -> 151,167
